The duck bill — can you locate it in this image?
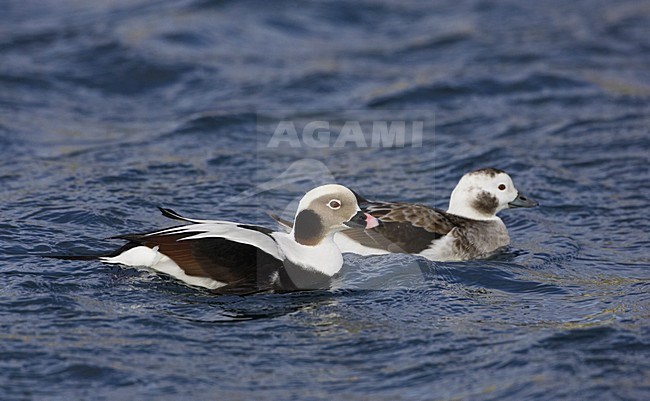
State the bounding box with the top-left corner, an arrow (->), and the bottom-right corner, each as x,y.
508,192 -> 539,208
343,211 -> 381,229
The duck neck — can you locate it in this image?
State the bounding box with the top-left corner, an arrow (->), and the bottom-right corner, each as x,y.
281,231 -> 343,277
447,202 -> 499,221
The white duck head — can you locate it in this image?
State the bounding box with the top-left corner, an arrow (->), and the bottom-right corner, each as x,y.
447,168 -> 538,221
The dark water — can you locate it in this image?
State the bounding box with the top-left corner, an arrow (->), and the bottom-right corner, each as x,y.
1,0 -> 649,400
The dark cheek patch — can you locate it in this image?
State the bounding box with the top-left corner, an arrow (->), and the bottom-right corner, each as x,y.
294,209 -> 325,246
472,191 -> 499,215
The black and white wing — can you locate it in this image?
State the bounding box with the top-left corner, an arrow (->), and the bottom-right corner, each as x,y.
109,218 -> 284,294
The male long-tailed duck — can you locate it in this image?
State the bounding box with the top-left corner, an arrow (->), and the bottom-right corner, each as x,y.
272,169 -> 538,261
53,184 -> 380,294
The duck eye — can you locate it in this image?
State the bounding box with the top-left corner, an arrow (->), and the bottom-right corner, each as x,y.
328,199 -> 341,210
498,184 -> 506,191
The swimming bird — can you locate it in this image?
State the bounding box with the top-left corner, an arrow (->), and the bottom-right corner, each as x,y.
52,184 -> 380,294
272,169 -> 538,261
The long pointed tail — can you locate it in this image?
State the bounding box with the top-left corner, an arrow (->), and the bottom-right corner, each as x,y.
43,242 -> 139,261
44,254 -> 101,261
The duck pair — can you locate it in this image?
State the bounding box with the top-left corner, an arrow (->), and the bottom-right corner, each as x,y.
55,168 -> 537,294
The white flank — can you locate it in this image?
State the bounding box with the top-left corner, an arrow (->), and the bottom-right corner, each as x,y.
334,232 -> 390,256
419,234 -> 460,261
100,246 -> 225,289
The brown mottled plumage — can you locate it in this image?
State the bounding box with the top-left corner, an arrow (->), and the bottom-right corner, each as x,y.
272,168 -> 538,261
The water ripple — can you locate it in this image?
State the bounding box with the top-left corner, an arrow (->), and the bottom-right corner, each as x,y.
1,0 -> 649,400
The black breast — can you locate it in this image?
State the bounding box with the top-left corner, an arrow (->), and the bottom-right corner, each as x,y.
274,260 -> 332,292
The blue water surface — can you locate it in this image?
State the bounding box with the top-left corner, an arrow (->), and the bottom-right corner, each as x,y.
1,1 -> 649,400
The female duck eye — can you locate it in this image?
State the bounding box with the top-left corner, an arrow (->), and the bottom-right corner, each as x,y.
498,184 -> 506,191
328,199 -> 341,210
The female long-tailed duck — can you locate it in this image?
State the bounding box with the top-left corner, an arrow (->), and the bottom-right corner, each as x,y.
53,184 -> 380,294
273,169 -> 538,261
